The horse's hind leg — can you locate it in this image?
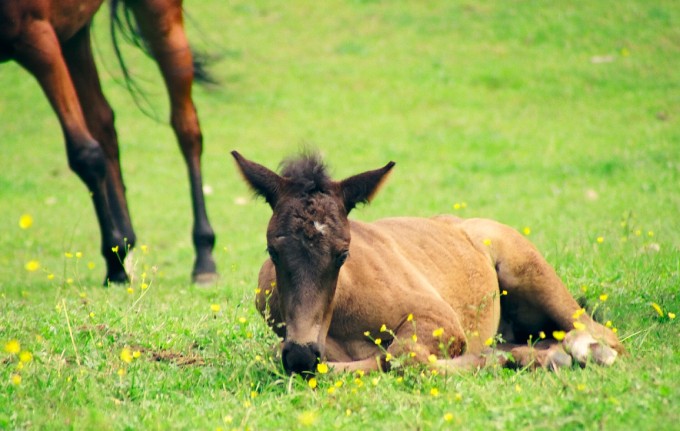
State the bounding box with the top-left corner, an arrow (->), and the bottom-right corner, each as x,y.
128,0 -> 217,283
62,25 -> 137,264
13,19 -> 129,283
460,218 -> 623,365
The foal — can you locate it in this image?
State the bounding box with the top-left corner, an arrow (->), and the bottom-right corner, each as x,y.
233,151 -> 623,374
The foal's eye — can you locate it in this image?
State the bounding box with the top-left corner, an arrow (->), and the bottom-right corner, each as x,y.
267,246 -> 279,264
336,250 -> 349,267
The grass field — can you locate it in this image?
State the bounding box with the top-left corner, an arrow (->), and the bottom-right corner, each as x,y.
1,0 -> 679,429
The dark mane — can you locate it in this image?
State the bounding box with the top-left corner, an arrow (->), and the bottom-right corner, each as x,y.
279,153 -> 332,195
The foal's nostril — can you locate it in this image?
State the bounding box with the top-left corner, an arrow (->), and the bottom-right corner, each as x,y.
282,342 -> 321,375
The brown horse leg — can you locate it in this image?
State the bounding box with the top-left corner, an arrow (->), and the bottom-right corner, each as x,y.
13,19 -> 129,283
460,218 -> 623,365
128,0 -> 217,283
62,25 -> 137,262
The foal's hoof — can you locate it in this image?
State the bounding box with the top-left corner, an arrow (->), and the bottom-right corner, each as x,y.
563,331 -> 618,367
545,349 -> 573,370
192,272 -> 219,286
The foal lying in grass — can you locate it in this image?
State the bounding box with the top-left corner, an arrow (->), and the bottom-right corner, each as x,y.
233,151 -> 624,375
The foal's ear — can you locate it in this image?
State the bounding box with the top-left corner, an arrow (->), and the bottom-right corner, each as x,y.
232,151 -> 283,208
339,161 -> 395,213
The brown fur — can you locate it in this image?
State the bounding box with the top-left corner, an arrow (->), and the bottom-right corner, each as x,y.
0,0 -> 217,283
234,151 -> 624,374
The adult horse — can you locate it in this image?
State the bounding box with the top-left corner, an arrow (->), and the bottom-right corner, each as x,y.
0,0 -> 217,284
233,151 -> 624,375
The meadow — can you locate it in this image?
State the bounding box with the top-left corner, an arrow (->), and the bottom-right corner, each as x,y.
1,0 -> 679,429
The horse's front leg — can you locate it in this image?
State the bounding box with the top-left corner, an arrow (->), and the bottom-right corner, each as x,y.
14,19 -> 129,284
128,0 -> 218,284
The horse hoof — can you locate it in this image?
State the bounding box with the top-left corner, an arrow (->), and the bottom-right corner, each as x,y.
546,349 -> 573,370
192,272 -> 219,286
590,343 -> 618,366
104,271 -> 129,286
563,331 -> 617,367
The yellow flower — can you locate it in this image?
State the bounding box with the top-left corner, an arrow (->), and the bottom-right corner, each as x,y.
47,273 -> 55,280
380,324 -> 387,332
120,348 -> 133,363
385,353 -> 392,362
483,238 -> 492,246
5,339 -> 21,354
65,252 -> 74,259
19,214 -> 33,229
25,260 -> 40,272
117,368 -> 126,377
552,331 -> 566,341
580,285 -> 588,293
238,317 -> 247,324
651,302 -> 664,317
327,387 -> 336,394
453,202 -> 461,210
668,312 -> 676,320
432,328 -> 444,338
126,287 -> 134,294
75,252 -> 83,259
111,246 -> 119,253
515,384 -> 522,393
407,313 -> 414,322
605,320 -> 613,328
576,383 -> 587,391
87,262 -> 96,270
254,288 -> 261,294
573,322 -> 586,330
298,410 -> 317,426
428,354 -> 437,364
89,312 -> 95,318
444,413 -> 454,422
501,290 -> 508,296
223,415 -> 233,424
484,337 -> 494,346
317,363 -> 329,374
140,245 -> 149,253
647,230 -> 654,237
11,374 -> 22,386
596,236 -> 604,244
522,227 -> 531,236
132,351 -> 141,359
572,308 -> 585,319
411,334 -> 418,342
539,331 -> 546,339
364,331 -> 370,337
141,283 -> 148,290
374,338 -> 382,346
430,388 -> 439,397
612,327 -> 618,333
19,351 -> 33,363
599,294 -> 608,302
210,304 -> 220,313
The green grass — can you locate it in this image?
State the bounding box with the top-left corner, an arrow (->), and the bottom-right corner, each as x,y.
1,0 -> 679,429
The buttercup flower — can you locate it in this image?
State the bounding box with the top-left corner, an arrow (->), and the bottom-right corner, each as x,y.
120,348 -> 133,363
19,214 -> 33,229
317,363 -> 329,374
4,339 -> 20,354
25,260 -> 40,272
552,331 -> 566,341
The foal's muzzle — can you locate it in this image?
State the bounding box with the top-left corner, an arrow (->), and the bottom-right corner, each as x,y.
282,341 -> 322,375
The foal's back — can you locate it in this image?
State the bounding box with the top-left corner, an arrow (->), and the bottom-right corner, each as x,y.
331,216 -> 501,350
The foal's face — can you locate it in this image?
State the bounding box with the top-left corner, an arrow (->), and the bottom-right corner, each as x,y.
266,194 -> 350,374
232,151 -> 394,374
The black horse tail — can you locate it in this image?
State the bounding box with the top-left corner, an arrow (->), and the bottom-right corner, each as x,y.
109,0 -> 216,116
